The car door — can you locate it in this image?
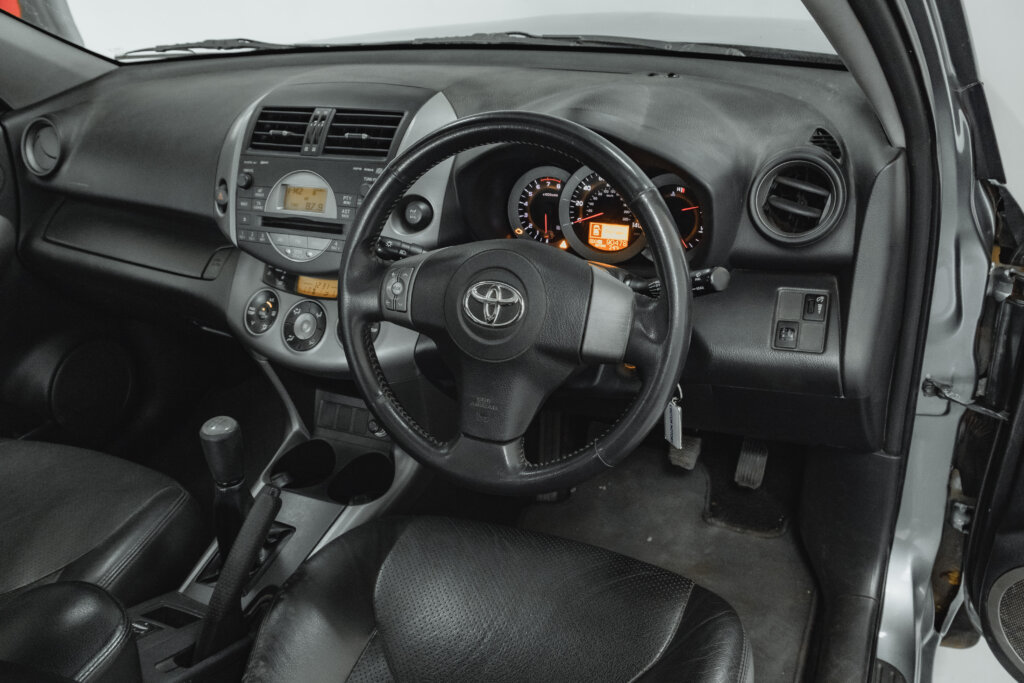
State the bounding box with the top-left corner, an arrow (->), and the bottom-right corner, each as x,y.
935,1 -> 1024,678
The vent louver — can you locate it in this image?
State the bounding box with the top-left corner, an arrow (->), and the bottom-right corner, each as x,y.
810,128 -> 842,159
322,109 -> 404,158
750,151 -> 846,245
249,107 -> 315,153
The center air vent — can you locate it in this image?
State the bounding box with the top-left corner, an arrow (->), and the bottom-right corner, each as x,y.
249,107 -> 315,153
323,109 -> 404,158
749,150 -> 846,246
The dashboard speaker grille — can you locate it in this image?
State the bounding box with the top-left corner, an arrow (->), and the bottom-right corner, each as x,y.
249,107 -> 315,153
322,109 -> 404,158
749,150 -> 845,245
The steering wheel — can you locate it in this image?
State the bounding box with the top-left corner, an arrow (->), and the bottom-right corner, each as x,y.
339,111 -> 691,495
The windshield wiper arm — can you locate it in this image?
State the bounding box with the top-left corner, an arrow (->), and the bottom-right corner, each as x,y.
116,37 -> 296,60
409,31 -> 747,57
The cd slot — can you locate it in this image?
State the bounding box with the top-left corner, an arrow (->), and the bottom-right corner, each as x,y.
261,216 -> 342,234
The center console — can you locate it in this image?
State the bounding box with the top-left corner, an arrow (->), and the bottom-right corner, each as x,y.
120,83 -> 458,681
214,83 -> 457,376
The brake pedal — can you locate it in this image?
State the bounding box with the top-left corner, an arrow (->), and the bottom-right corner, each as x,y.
734,439 -> 769,489
668,434 -> 702,471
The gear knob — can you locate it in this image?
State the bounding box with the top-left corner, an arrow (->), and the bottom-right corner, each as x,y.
200,416 -> 245,487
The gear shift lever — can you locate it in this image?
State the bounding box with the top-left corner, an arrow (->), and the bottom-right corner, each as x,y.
200,416 -> 254,559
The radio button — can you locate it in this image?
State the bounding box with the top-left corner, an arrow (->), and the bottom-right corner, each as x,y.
237,197 -> 252,211
340,194 -> 355,207
252,198 -> 266,212
308,237 -> 330,250
238,213 -> 253,226
270,233 -> 290,246
253,186 -> 270,200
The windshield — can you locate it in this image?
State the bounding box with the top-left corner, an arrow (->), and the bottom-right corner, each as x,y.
3,0 -> 835,60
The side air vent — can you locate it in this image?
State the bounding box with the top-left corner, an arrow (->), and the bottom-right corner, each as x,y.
810,128 -> 842,159
322,109 -> 404,158
22,118 -> 62,176
249,107 -> 315,153
749,150 -> 846,245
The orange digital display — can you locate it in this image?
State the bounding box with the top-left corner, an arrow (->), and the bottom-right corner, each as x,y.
283,186 -> 327,213
588,222 -> 630,251
296,276 -> 338,299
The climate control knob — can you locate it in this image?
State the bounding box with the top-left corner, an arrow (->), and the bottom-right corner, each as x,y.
244,290 -> 279,335
283,300 -> 327,351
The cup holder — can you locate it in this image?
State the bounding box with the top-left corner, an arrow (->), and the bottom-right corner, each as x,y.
327,452 -> 395,505
268,439 -> 336,490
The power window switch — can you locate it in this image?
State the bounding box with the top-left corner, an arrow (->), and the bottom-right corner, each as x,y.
775,322 -> 799,350
803,294 -> 827,322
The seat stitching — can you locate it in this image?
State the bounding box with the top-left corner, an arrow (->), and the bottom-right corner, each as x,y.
95,486 -> 189,589
73,590 -> 130,681
625,581 -> 695,683
0,485 -> 187,596
736,630 -> 751,683
345,628 -> 385,682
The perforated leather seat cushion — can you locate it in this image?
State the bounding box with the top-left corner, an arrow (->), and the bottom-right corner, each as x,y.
245,517 -> 753,682
0,440 -> 205,607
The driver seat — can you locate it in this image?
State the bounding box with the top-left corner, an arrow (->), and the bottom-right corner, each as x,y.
244,517 -> 753,683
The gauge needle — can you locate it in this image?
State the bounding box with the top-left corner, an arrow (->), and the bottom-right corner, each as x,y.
573,212 -> 604,224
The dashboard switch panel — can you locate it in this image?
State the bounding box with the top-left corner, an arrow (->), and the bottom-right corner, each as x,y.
245,290 -> 280,335
772,289 -> 829,353
283,300 -> 327,351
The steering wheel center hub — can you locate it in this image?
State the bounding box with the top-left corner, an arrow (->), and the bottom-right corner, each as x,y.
444,248 -> 547,362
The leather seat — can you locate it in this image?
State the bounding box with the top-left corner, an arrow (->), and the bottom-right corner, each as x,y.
0,440 -> 205,607
0,582 -> 140,682
245,517 -> 753,683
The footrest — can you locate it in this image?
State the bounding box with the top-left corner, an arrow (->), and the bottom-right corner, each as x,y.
668,434 -> 702,471
734,439 -> 769,489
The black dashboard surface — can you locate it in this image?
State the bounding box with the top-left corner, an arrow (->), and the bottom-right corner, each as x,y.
0,47 -> 906,451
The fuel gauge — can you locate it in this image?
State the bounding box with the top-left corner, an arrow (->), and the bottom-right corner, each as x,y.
652,173 -> 705,250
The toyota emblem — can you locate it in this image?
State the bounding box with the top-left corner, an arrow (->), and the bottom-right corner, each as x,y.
463,281 -> 525,328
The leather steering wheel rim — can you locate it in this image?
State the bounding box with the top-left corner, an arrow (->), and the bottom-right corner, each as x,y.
339,111 -> 691,495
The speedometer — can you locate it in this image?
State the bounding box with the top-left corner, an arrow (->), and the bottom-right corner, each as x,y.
558,167 -> 647,263
507,166 -> 569,244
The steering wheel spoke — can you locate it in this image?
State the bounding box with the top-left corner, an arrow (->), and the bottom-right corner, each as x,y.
580,264 -> 637,365
455,355 -> 572,443
446,433 -> 527,480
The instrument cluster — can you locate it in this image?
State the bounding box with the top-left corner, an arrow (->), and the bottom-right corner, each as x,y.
506,165 -> 705,264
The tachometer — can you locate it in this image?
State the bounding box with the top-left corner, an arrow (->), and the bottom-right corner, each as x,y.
558,167 -> 646,263
507,166 -> 569,244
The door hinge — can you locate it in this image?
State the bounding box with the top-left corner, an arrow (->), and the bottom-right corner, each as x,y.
921,377 -> 1009,421
949,500 -> 975,533
989,264 -> 1024,302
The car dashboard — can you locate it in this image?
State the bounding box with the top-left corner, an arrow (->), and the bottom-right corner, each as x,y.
0,46 -> 906,452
